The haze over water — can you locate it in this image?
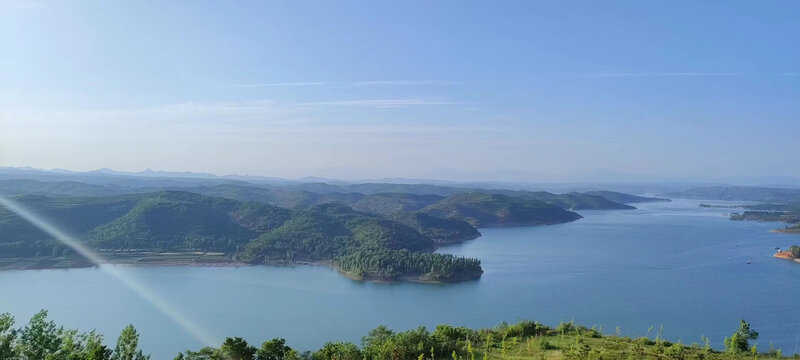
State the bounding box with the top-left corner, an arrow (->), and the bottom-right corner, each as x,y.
1,199 -> 797,358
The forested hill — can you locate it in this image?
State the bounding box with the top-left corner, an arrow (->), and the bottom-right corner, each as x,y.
583,190 -> 671,204
170,185 -> 639,213
420,193 -> 582,227
487,190 -> 635,210
391,212 -> 481,245
0,179 -> 652,212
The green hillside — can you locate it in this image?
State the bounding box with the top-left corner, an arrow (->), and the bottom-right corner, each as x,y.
238,203 -> 435,262
234,203 -> 483,282
0,194 -> 140,257
87,191 -> 292,251
392,212 -> 481,245
351,193 -> 445,215
421,193 -> 582,227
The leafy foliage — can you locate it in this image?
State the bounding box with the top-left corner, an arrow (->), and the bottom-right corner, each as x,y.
723,320 -> 759,353
312,342 -> 362,360
2,313 -> 789,360
790,245 -> 800,258
112,324 -> 150,360
0,310 -> 136,360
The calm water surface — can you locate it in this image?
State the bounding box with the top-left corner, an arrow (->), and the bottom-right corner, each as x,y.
1,199 -> 798,358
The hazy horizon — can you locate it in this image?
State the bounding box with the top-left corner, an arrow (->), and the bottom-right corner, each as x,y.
4,164 -> 800,188
2,1 -> 798,182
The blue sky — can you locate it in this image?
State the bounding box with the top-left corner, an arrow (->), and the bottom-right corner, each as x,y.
1,0 -> 798,182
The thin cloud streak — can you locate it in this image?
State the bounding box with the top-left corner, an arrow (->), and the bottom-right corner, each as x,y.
228,82 -> 328,87
228,80 -> 459,87
3,97 -> 460,131
581,72 -> 759,78
352,80 -> 458,86
300,98 -> 457,108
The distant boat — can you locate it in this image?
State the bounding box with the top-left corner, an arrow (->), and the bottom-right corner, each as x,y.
746,260 -> 752,264
728,258 -> 733,261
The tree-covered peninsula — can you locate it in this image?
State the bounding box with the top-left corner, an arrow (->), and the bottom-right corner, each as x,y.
0,191 -> 580,282
583,190 -> 671,204
729,202 -> 800,234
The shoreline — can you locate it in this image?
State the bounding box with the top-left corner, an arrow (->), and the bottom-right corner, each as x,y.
773,251 -> 800,264
0,256 -> 482,283
0,258 -> 250,272
772,228 -> 800,234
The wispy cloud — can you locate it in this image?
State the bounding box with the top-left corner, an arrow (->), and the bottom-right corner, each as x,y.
581,72 -> 755,78
352,80 -> 457,86
225,80 -> 461,88
300,98 -> 456,108
228,82 -> 328,87
2,97 -> 459,131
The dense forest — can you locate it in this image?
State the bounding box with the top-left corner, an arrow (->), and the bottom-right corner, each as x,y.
1,310 -> 794,360
333,248 -> 482,282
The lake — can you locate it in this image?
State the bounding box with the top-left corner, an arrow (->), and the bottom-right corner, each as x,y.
1,198 -> 798,358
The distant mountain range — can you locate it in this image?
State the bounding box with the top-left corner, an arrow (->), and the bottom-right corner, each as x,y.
2,166 -> 798,192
